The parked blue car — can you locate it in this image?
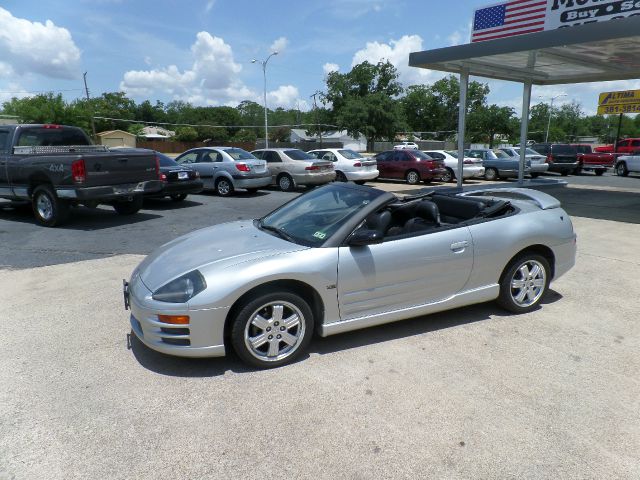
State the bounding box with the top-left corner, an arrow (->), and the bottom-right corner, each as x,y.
465,149 -> 531,181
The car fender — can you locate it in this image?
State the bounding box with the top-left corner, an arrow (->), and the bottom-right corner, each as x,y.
188,248 -> 341,324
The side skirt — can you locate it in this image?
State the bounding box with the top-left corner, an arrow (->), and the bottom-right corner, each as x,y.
319,284 -> 499,337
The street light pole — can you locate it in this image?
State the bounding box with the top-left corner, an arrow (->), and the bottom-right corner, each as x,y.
252,51 -> 278,149
543,93 -> 567,143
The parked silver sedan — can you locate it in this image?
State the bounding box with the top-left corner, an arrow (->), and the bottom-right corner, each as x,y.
307,148 -> 379,184
498,147 -> 550,178
124,183 -> 576,369
251,148 -> 335,191
175,147 -> 271,196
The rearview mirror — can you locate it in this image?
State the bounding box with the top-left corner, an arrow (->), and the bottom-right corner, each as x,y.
348,229 -> 383,246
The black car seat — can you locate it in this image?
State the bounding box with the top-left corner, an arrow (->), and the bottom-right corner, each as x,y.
404,201 -> 441,233
364,210 -> 392,237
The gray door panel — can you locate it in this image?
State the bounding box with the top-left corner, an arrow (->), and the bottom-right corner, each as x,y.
337,227 -> 474,320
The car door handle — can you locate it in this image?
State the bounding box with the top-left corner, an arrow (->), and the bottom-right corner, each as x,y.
450,241 -> 469,252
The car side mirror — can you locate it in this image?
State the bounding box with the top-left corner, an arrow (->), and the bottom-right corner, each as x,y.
348,229 -> 383,246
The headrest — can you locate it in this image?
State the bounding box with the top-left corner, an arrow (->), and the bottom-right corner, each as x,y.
415,201 -> 440,224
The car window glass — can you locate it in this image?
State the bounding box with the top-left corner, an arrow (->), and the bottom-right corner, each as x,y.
200,152 -> 216,162
338,149 -> 363,159
468,150 -> 482,159
264,151 -> 282,163
492,150 -> 510,159
413,151 -> 432,160
0,130 -> 9,152
16,127 -> 90,146
618,140 -> 629,147
632,140 -> 640,147
225,148 -> 256,160
251,151 -> 263,159
392,151 -> 404,161
307,151 -> 321,159
551,144 -> 576,154
157,153 -> 178,167
176,152 -> 199,164
376,152 -> 390,161
322,152 -> 336,162
284,149 -> 315,160
425,152 -> 444,159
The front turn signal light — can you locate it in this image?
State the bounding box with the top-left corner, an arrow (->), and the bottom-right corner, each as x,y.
158,315 -> 190,325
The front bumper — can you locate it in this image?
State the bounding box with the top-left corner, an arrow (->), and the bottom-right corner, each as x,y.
124,274 -> 227,358
57,180 -> 163,200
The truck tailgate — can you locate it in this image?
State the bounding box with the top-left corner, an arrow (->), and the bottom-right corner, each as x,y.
84,150 -> 157,186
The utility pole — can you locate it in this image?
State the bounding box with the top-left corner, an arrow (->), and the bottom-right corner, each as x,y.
614,113 -> 623,153
310,92 -> 323,148
83,72 -> 97,141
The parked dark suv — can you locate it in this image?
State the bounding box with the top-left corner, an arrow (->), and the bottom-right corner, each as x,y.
373,150 -> 446,184
530,143 -> 579,175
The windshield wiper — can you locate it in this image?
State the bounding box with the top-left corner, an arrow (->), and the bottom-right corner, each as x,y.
258,221 -> 296,243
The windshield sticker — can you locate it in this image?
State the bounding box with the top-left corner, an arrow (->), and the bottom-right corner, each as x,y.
313,231 -> 327,240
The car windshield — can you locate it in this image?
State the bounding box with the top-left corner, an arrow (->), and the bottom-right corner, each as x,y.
446,151 -> 458,158
284,149 -> 315,160
338,149 -> 363,159
573,145 -> 591,154
225,148 -> 257,160
492,150 -> 511,159
259,184 -> 383,246
413,150 -> 432,159
157,152 -> 178,167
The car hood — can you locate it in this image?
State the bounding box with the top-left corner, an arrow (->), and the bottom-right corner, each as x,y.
137,220 -> 307,292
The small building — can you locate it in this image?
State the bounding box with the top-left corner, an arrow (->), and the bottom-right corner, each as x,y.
290,129 -> 367,151
97,130 -> 136,148
142,126 -> 175,140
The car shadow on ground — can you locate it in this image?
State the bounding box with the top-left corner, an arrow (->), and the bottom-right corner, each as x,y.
0,203 -> 162,230
142,198 -> 203,210
128,291 -> 562,378
197,190 -> 272,198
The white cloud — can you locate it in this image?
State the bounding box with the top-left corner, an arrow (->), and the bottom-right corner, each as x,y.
120,31 -> 306,109
0,7 -> 81,80
0,82 -> 30,104
270,37 -> 288,53
323,63 -> 339,75
205,0 -> 216,13
351,34 -> 445,86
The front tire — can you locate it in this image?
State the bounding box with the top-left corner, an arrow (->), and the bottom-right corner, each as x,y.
32,184 -> 70,227
113,195 -> 143,215
230,292 -> 314,368
354,180 -> 366,185
405,170 -> 421,185
497,254 -> 550,313
441,168 -> 455,183
335,171 -> 348,182
484,167 -> 499,181
616,162 -> 629,176
595,169 -> 605,176
215,177 -> 234,196
530,172 -> 540,179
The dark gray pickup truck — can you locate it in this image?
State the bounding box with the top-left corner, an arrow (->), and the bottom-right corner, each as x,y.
0,124 -> 162,226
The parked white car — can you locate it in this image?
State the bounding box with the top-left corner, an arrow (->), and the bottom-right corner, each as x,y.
423,150 -> 485,183
615,154 -> 640,177
307,148 -> 379,184
393,141 -> 419,150
498,147 -> 549,178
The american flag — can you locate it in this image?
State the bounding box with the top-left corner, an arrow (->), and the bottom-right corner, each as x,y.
471,0 -> 547,43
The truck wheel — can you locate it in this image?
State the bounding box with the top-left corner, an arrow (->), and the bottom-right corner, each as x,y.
616,162 -> 629,177
113,195 -> 143,215
32,185 -> 70,227
595,169 -> 605,176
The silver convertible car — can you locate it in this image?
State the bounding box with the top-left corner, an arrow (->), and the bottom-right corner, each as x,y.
124,184 -> 576,368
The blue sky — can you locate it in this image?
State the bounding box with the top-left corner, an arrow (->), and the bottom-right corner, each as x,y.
0,0 -> 636,116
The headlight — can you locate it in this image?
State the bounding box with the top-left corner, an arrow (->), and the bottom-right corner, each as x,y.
152,270 -> 207,303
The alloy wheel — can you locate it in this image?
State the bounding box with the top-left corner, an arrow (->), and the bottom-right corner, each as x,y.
36,192 -> 53,221
243,301 -> 306,362
509,260 -> 546,308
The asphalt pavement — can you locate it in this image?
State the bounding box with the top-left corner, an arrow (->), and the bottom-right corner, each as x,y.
1,173 -> 639,479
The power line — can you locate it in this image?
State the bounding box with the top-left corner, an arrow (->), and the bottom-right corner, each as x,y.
0,88 -> 84,95
92,116 -> 338,129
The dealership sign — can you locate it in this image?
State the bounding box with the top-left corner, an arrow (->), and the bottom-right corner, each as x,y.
472,0 -> 640,43
597,89 -> 640,115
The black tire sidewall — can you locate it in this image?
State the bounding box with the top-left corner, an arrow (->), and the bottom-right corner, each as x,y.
113,195 -> 143,215
230,291 -> 314,368
497,253 -> 551,314
32,185 -> 69,227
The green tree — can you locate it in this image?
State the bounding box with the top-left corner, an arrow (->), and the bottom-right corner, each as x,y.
128,123 -> 145,137
231,128 -> 257,142
175,126 -> 198,142
324,61 -> 404,150
468,105 -> 516,147
2,93 -> 68,124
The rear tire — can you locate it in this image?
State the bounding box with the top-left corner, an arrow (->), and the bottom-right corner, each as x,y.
497,254 -> 551,314
595,169 -> 605,176
616,162 -> 629,176
32,184 -> 70,227
530,173 -> 540,179
278,174 -> 295,192
405,170 -> 421,185
215,177 -> 234,197
354,180 -> 366,185
484,167 -> 499,181
113,195 -> 143,215
335,171 -> 348,182
170,193 -> 187,202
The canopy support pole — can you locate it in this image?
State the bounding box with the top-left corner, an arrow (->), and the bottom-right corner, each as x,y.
518,80 -> 532,184
457,68 -> 469,190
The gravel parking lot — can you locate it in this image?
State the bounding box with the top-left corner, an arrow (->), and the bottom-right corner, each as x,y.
1,174 -> 639,479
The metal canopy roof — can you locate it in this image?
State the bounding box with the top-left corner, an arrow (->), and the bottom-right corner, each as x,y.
409,16 -> 640,85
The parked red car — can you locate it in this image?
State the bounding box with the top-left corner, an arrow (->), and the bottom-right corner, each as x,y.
594,138 -> 640,155
373,150 -> 447,184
